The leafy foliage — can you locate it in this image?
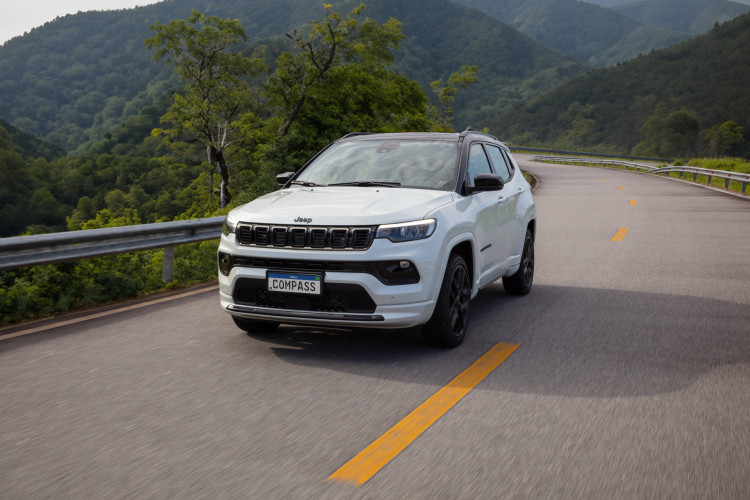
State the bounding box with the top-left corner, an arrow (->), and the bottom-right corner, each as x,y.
493,13 -> 750,157
147,10 -> 266,207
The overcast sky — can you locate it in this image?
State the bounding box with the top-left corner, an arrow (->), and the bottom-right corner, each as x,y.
0,1 -> 162,45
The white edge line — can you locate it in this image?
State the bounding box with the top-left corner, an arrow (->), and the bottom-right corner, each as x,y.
0,285 -> 219,340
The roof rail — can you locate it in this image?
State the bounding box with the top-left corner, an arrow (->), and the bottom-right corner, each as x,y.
340,132 -> 372,139
459,127 -> 498,141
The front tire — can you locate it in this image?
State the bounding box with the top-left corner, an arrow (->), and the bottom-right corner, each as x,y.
232,316 -> 280,334
502,229 -> 534,295
423,254 -> 471,348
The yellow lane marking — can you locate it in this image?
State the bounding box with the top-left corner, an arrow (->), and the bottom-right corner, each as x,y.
630,200 -> 637,206
618,186 -> 625,190
612,227 -> 630,242
328,342 -> 521,486
0,285 -> 219,341
599,177 -> 606,181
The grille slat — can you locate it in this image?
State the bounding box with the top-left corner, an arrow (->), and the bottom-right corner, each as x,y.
236,224 -> 374,250
272,227 -> 288,246
330,228 -> 348,248
254,226 -> 270,245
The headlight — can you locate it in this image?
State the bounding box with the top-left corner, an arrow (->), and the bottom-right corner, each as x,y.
376,219 -> 436,243
222,216 -> 238,236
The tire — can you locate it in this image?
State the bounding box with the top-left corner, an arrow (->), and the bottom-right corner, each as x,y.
232,316 -> 280,334
423,254 -> 471,348
502,229 -> 534,296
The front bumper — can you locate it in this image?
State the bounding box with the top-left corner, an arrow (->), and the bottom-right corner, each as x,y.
218,235 -> 443,329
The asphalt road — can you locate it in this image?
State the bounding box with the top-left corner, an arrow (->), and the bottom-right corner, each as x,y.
2,156 -> 750,498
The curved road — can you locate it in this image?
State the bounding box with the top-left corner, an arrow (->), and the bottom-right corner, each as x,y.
2,156 -> 750,498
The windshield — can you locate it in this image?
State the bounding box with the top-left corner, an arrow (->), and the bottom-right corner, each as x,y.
295,140 -> 459,190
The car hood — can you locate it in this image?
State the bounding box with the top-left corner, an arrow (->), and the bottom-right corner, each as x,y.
229,187 -> 455,226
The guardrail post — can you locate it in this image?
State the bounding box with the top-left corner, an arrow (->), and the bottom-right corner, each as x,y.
693,173 -> 697,182
743,181 -> 747,194
707,175 -> 712,184
162,246 -> 175,283
724,178 -> 730,190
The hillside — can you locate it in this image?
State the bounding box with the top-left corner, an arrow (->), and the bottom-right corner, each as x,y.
614,0 -> 750,34
491,13 -> 750,157
0,118 -> 64,161
451,0 -> 687,66
0,0 -> 584,151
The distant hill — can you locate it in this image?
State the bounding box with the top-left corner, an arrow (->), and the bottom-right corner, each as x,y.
491,13 -> 750,157
614,0 -> 750,34
0,117 -> 64,161
451,0 -> 688,66
0,0 -> 584,151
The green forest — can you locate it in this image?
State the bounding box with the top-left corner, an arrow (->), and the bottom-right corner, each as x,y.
0,0 -> 585,152
490,12 -> 750,158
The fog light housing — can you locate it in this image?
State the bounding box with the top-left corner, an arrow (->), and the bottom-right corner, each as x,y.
218,252 -> 234,276
374,260 -> 420,285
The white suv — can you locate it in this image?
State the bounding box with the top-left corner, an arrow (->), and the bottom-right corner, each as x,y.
218,131 -> 536,347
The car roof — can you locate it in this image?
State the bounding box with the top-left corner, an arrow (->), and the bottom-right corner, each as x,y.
337,131 -> 502,144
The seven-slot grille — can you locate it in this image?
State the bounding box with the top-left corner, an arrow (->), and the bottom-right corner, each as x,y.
236,224 -> 375,250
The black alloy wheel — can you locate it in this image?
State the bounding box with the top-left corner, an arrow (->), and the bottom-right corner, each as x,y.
503,229 -> 534,295
423,253 -> 471,347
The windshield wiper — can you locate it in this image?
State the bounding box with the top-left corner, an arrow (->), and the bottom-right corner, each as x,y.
327,181 -> 401,187
290,180 -> 319,187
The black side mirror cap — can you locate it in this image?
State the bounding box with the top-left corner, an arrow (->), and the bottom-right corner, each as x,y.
276,171 -> 295,187
470,173 -> 504,192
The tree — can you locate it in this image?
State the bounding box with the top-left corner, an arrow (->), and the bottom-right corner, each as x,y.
704,120 -> 743,157
633,105 -> 701,158
429,65 -> 478,131
266,3 -> 404,137
146,10 -> 264,208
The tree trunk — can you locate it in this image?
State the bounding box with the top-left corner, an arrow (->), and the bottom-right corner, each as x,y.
207,145 -> 231,208
278,91 -> 306,137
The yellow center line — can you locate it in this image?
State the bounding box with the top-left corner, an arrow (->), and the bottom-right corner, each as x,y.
328,342 -> 520,486
612,227 -> 630,242
617,186 -> 625,190
630,200 -> 637,206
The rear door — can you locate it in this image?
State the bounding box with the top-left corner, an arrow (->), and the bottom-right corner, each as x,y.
486,145 -> 525,259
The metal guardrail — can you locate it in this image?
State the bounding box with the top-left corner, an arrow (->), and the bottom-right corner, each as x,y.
0,216 -> 225,280
533,156 -> 749,194
514,147 -> 672,163
533,156 -> 656,172
651,165 -> 750,193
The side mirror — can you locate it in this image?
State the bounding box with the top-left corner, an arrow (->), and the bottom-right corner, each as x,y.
275,171 -> 295,187
470,173 -> 504,192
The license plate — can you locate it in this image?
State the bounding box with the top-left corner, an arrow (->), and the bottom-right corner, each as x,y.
267,272 -> 322,295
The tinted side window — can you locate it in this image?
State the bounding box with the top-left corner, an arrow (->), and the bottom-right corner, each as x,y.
502,149 -> 517,176
467,144 -> 492,187
486,145 -> 512,182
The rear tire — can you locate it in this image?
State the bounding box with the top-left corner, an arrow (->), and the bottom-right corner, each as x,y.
502,229 -> 534,296
232,316 -> 280,334
423,254 -> 471,348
